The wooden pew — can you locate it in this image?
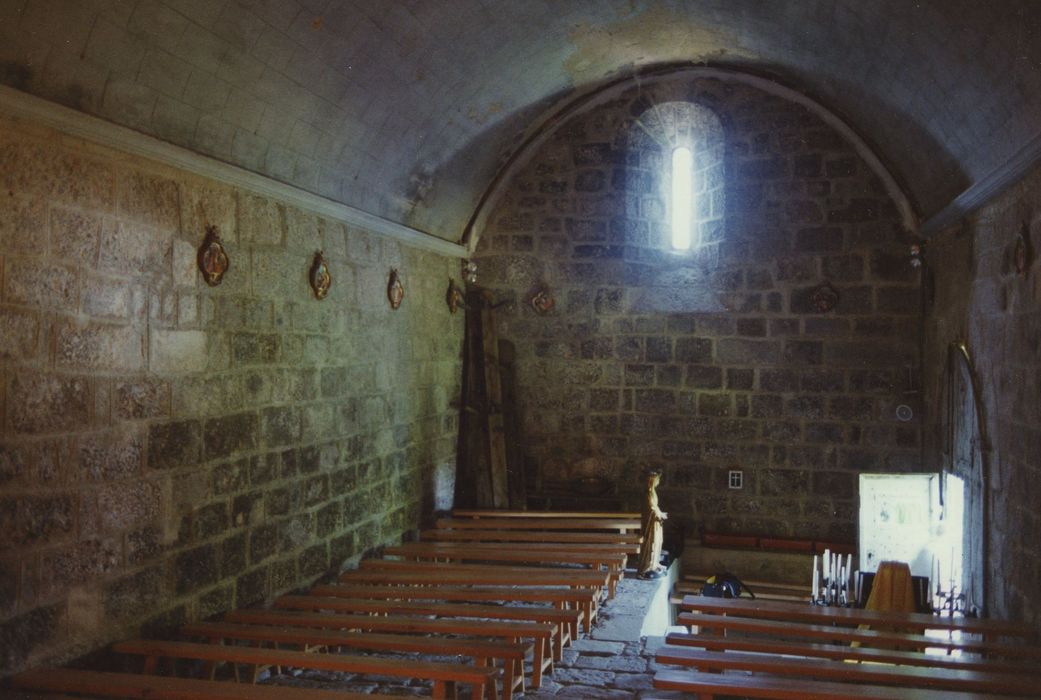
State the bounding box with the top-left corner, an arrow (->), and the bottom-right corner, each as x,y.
435,517 -> 641,534
223,608 -> 553,689
330,576 -> 601,631
452,509 -> 640,519
274,594 -> 576,662
676,574 -> 810,602
652,669 -> 1015,700
113,639 -> 497,700
356,558 -> 618,598
666,631 -> 1035,674
384,542 -> 629,577
678,612 -> 1041,660
655,646 -> 1039,696
421,528 -> 641,548
414,537 -> 639,558
181,621 -> 529,700
679,595 -> 1036,640
8,668 -> 402,700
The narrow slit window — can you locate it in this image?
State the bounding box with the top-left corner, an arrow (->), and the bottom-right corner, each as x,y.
671,146 -> 693,250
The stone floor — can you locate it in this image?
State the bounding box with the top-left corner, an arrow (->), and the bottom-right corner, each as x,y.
261,569 -> 694,698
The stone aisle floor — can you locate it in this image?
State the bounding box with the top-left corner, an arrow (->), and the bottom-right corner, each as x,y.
262,571 -> 693,698
522,572 -> 687,699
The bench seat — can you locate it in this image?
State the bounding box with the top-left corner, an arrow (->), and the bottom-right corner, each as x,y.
321,580 -> 600,632
223,608 -> 553,688
8,668 -> 400,700
113,638 -> 498,700
652,669 -> 1013,700
452,509 -> 640,519
182,621 -> 530,700
655,646 -> 1037,696
679,595 -> 1035,639
435,517 -> 641,533
356,558 -> 617,598
274,594 -> 576,661
384,543 -> 629,575
678,612 -> 1041,659
415,538 -> 639,556
421,528 -> 641,547
666,632 -> 1033,674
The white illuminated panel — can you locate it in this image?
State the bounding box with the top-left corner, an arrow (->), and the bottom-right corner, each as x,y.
671,146 -> 693,250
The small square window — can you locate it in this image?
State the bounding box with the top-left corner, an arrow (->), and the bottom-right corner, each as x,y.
728,470 -> 743,490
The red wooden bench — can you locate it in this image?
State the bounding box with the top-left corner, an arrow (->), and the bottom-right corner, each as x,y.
8,668 -> 402,700
182,621 -> 528,700
113,639 -> 498,700
223,607 -> 553,689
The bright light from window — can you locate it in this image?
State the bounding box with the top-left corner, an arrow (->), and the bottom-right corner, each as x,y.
671,146 -> 693,250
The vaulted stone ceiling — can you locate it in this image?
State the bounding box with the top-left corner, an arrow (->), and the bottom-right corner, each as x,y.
2,0 -> 1039,241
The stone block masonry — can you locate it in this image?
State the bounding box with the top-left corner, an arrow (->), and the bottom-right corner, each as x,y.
475,77 -> 921,543
922,161 -> 1041,636
0,115 -> 463,674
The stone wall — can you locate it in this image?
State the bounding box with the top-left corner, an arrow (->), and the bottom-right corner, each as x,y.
922,162 -> 1041,632
474,77 -> 921,542
0,115 -> 462,674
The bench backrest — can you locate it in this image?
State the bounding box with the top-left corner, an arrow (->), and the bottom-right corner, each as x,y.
357,559 -> 612,582
421,528 -> 642,546
10,668 -> 397,700
436,517 -> 640,531
274,594 -> 579,624
182,621 -> 529,659
324,581 -> 599,602
225,608 -> 554,638
113,639 -> 497,685
653,669 -> 1000,700
666,632 -> 1034,673
341,566 -> 608,587
678,612 -> 1041,659
452,509 -> 640,519
656,646 -> 1036,696
384,544 -> 627,566
680,595 -> 1035,638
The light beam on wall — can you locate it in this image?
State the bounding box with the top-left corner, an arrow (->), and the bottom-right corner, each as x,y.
671,146 -> 693,250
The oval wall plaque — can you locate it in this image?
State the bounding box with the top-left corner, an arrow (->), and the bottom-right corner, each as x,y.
197,225 -> 229,286
309,250 -> 332,300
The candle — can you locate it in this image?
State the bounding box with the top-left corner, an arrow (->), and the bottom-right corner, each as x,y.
845,553 -> 852,583
854,569 -> 860,604
812,555 -> 819,600
823,549 -> 831,580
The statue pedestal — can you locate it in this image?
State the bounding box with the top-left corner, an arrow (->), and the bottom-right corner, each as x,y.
590,558 -> 679,641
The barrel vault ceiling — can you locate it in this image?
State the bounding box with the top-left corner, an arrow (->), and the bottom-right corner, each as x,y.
2,0 -> 1039,241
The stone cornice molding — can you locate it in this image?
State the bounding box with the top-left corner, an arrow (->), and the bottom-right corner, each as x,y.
0,85 -> 467,259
